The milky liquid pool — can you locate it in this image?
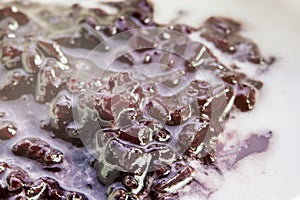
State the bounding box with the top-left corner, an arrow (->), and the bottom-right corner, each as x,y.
0,0 -> 299,199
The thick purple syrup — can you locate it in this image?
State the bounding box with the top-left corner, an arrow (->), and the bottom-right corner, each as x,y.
0,1 -> 274,199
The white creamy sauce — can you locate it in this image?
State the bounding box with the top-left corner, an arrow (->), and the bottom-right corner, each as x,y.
151,0 -> 300,199
1,0 -> 299,199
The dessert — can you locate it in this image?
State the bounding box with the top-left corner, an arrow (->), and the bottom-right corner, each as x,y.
0,0 -> 274,199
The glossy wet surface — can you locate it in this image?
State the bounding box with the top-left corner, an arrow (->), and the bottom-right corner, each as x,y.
0,0 -> 274,199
